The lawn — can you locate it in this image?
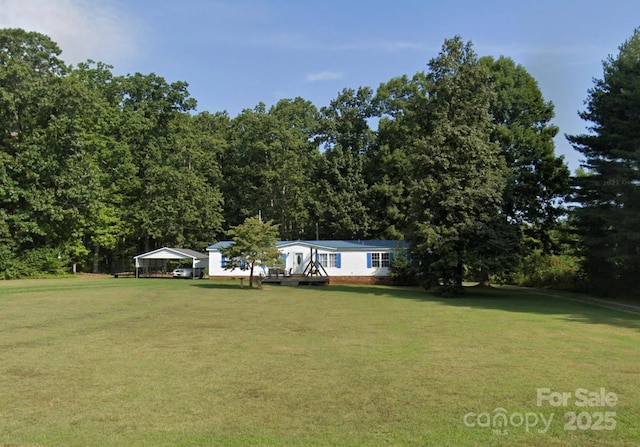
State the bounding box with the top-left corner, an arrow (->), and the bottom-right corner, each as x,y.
0,277 -> 638,446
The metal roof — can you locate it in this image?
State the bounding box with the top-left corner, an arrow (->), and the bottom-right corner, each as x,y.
206,240 -> 407,251
134,247 -> 208,260
206,241 -> 235,251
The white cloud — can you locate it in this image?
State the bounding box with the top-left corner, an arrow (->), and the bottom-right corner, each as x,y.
0,0 -> 142,66
305,71 -> 343,82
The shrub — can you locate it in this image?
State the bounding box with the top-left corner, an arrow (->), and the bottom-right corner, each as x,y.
390,251 -> 419,286
0,248 -> 68,279
509,251 -> 584,291
21,248 -> 68,275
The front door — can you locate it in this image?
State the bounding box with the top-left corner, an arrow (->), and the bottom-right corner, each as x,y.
294,252 -> 304,274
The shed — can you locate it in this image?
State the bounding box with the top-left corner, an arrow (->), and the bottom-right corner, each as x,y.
133,247 -> 208,278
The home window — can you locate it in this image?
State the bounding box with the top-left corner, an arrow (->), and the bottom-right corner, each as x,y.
328,253 -> 338,268
318,253 -> 328,267
368,252 -> 391,268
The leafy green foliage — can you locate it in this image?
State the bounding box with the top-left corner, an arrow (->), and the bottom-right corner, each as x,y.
389,249 -> 418,286
0,29 -> 70,251
0,28 -> 571,289
508,251 -> 584,291
313,88 -> 373,239
0,248 -> 68,279
0,29 -> 228,276
405,37 -> 510,287
481,56 -> 570,253
221,99 -> 320,239
367,73 -> 430,239
220,216 -> 282,288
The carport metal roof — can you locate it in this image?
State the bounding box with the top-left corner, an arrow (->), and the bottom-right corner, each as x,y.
133,247 -> 208,270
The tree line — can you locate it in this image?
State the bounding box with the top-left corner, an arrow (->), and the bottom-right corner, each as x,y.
1,27 -> 638,299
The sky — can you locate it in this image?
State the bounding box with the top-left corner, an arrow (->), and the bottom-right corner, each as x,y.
1,0 -> 639,172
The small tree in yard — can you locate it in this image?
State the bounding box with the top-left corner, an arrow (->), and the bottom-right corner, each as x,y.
220,216 -> 281,288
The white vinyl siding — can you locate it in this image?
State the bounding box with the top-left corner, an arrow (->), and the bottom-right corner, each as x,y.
209,243 -> 398,278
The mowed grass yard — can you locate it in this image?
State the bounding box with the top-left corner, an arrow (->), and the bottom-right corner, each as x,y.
0,278 -> 639,447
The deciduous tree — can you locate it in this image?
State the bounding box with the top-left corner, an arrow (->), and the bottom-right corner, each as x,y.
314,88 -> 373,239
406,37 -> 509,289
220,216 -> 281,288
222,99 -> 320,239
481,56 -> 570,253
366,73 -> 430,239
0,29 -> 79,263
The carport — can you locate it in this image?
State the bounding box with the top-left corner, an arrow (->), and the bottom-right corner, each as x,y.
133,247 -> 208,278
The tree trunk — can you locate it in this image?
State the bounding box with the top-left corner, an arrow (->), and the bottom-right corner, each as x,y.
92,244 -> 100,273
479,267 -> 491,287
453,261 -> 464,287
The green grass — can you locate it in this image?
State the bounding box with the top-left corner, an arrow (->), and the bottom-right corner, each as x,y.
0,277 -> 639,446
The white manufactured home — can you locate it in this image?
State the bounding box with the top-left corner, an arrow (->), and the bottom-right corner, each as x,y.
206,240 -> 407,284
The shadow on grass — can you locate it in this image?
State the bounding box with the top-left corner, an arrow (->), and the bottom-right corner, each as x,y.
190,281 -> 268,291
395,284 -> 640,331
199,281 -> 640,331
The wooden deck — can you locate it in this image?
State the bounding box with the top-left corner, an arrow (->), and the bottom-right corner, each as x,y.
261,274 -> 329,286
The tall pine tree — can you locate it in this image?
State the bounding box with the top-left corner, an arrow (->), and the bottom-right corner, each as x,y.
568,29 -> 640,298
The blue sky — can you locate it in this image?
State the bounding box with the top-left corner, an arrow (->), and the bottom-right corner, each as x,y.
1,0 -> 639,172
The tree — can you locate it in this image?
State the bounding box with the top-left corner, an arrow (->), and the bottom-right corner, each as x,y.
567,29 -> 640,297
115,72 -> 204,252
368,40 -> 569,286
63,61 -> 135,272
264,98 -> 321,239
222,103 -> 272,229
138,112 -> 225,249
313,144 -> 370,239
0,28 -> 87,275
405,36 -> 509,290
313,87 -> 373,239
366,73 -> 430,239
480,56 -> 570,253
0,28 -> 69,256
220,216 -> 281,288
222,99 -> 321,240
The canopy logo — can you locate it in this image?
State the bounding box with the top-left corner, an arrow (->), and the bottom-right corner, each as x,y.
463,387 -> 618,436
463,408 -> 553,435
